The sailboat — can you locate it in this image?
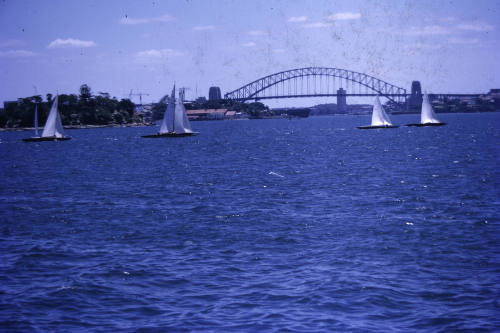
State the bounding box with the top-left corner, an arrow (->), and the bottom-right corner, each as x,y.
142,85 -> 197,138
357,96 -> 398,129
406,93 -> 446,127
23,95 -> 71,142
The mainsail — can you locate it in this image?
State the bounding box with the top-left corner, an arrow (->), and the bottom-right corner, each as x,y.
41,95 -> 65,138
173,93 -> 193,134
421,93 -> 440,124
371,96 -> 393,126
159,86 -> 176,134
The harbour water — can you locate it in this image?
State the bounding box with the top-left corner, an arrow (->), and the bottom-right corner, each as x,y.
1,113 -> 499,332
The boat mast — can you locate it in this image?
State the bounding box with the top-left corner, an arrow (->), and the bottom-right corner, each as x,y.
171,85 -> 176,133
34,103 -> 39,136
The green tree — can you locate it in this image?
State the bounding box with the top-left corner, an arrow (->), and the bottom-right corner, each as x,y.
152,102 -> 167,121
0,108 -> 6,127
79,84 -> 92,101
119,98 -> 135,117
2,84 -> 146,127
246,102 -> 268,117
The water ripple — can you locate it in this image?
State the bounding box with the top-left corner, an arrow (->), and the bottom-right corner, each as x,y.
0,114 -> 499,331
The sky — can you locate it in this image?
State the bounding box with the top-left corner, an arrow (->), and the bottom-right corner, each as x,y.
0,0 -> 499,107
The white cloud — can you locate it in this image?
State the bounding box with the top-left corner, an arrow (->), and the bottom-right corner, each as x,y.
404,43 -> 442,53
412,43 -> 441,49
406,25 -> 450,35
456,23 -> 494,32
193,25 -> 215,31
0,49 -> 36,58
120,14 -> 174,25
136,48 -> 183,58
242,42 -> 256,47
326,12 -> 361,20
288,16 -> 308,23
440,16 -> 456,23
248,30 -> 266,36
404,22 -> 493,36
302,22 -> 333,29
47,38 -> 97,49
448,37 -> 480,44
0,39 -> 25,48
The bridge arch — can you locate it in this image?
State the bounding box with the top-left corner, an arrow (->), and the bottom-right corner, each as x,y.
224,67 -> 407,103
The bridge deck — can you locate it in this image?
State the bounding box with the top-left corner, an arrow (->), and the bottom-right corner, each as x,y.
227,93 -> 482,101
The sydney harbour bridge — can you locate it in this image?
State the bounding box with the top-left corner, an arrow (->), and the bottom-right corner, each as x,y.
223,67 -> 479,109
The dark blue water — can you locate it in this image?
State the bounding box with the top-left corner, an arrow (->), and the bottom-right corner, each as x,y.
1,113 -> 499,332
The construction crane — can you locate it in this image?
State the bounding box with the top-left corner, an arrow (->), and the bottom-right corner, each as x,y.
129,90 -> 150,105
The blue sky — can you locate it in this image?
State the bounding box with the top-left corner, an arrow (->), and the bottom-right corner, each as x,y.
0,0 -> 498,107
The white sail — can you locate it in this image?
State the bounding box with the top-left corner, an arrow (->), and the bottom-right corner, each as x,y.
159,86 -> 176,134
421,93 -> 440,124
41,95 -> 65,138
381,101 -> 393,125
180,102 -> 193,132
371,96 -> 393,126
173,93 -> 193,134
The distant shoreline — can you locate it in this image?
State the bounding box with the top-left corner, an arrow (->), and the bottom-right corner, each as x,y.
2,110 -> 499,131
0,123 -> 155,132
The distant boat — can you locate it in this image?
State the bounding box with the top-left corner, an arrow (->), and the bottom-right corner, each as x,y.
142,85 -> 197,138
357,96 -> 398,129
406,93 -> 446,127
23,95 -> 71,142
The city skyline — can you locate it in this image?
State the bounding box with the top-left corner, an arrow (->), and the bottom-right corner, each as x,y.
0,0 -> 499,107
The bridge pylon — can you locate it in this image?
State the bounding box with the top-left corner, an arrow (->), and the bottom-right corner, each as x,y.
337,88 -> 347,112
407,81 -> 423,112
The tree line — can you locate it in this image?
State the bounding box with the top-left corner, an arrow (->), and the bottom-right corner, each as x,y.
0,84 -> 142,128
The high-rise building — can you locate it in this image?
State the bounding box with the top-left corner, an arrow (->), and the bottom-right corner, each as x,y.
209,86 -> 222,100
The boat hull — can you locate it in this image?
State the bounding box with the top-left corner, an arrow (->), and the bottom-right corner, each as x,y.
23,136 -> 71,142
357,125 -> 399,129
141,132 -> 198,138
405,123 -> 446,127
